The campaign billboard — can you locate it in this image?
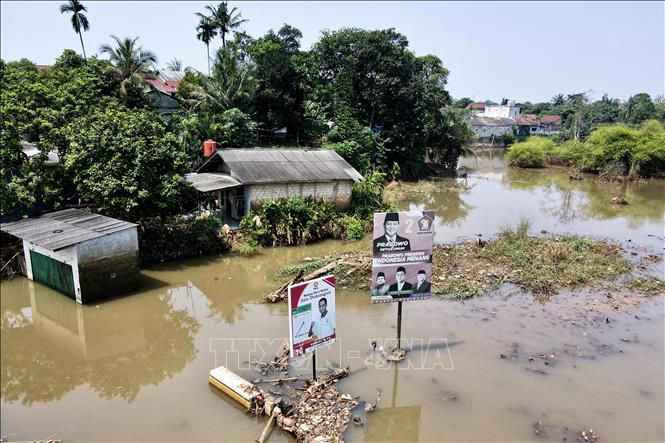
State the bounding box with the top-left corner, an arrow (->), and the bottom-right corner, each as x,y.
371,211 -> 435,303
288,275 -> 336,358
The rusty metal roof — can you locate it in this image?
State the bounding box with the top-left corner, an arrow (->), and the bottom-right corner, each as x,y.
1,209 -> 137,252
197,148 -> 364,184
184,172 -> 242,192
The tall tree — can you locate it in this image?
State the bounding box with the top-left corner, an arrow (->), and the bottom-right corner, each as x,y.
195,15 -> 217,75
203,2 -> 247,48
247,25 -> 305,138
99,35 -> 158,95
59,0 -> 90,59
624,93 -> 656,124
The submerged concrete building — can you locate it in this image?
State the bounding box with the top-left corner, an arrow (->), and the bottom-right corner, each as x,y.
1,209 -> 139,304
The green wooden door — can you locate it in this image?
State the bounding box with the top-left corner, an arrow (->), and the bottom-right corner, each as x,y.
30,250 -> 76,299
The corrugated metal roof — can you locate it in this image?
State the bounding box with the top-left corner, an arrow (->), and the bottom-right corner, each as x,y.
198,148 -> 364,184
471,116 -> 516,126
184,172 -> 242,193
1,209 -> 137,252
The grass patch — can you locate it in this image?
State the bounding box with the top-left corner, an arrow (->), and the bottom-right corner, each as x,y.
274,257 -> 337,280
627,277 -> 665,295
432,222 -> 631,299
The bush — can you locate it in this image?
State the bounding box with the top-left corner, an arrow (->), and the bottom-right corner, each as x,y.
502,132 -> 516,146
340,215 -> 365,241
328,140 -> 371,175
556,140 -> 587,166
505,137 -> 556,168
139,215 -> 227,263
240,197 -> 341,246
349,171 -> 394,220
214,108 -> 256,148
325,129 -> 342,143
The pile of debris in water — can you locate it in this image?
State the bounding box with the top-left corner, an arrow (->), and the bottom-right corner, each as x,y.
211,343 -> 383,443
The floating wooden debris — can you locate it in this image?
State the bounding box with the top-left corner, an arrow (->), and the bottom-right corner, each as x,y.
209,345 -> 360,442
264,254 -> 371,303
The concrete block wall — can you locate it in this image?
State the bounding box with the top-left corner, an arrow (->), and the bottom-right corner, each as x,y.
76,228 -> 140,303
248,180 -> 353,209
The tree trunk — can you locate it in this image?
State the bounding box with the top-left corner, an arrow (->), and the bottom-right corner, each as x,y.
78,31 -> 87,59
222,33 -> 226,49
627,162 -> 640,181
207,44 -> 210,76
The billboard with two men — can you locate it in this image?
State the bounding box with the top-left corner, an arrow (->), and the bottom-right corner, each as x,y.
371,211 -> 435,304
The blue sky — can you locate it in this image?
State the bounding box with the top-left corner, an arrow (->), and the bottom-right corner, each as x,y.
1,1 -> 663,103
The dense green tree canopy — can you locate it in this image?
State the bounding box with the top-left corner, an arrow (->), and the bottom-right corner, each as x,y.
64,103 -> 192,220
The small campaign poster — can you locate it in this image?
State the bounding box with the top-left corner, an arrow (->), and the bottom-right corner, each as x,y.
371,211 -> 435,303
288,275 -> 336,358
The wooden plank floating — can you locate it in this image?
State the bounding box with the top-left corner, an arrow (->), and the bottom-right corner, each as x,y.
208,366 -> 261,410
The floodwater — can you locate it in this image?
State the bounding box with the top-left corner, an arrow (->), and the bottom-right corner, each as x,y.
2,151 -> 664,442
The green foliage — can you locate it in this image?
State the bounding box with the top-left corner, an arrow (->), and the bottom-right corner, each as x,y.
328,141 -> 371,175
307,28 -> 455,177
349,171 -> 393,219
138,215 -> 227,263
214,108 -> 256,148
624,93 -> 656,125
502,131 -> 516,146
505,137 -> 556,168
390,162 -> 401,181
177,46 -> 257,114
582,124 -> 639,173
325,129 -> 342,143
99,35 -> 158,96
240,197 -> 340,246
247,25 -> 305,140
340,215 -> 365,241
425,108 -> 475,174
64,103 -> 192,220
511,122 -> 665,178
275,257 -> 336,279
0,50 -> 128,217
238,237 -> 261,254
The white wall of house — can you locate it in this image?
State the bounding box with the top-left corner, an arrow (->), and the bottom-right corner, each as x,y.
481,105 -> 522,118
472,125 -> 514,137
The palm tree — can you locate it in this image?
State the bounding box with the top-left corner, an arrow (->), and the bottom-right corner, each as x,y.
99,35 -> 158,95
195,15 -> 217,75
551,94 -> 565,107
166,58 -> 183,71
59,0 -> 90,59
203,2 -> 247,48
180,46 -> 257,113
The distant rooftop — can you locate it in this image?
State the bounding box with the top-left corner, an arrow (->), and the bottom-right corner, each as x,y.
1,209 -> 137,251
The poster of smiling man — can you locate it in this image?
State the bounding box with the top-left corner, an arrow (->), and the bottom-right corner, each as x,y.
372,211 -> 435,303
288,275 -> 336,358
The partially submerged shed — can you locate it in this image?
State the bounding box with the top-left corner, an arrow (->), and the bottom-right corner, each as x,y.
185,148 -> 364,223
1,209 -> 139,304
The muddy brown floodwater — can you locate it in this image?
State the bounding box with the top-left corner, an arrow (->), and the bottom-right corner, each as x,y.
2,151 -> 664,442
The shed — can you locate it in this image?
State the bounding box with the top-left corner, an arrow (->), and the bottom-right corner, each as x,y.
1,209 -> 139,304
185,148 -> 363,224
